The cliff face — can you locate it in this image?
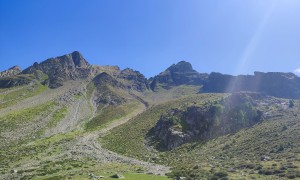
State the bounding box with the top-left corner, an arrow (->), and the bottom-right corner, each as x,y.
152,93 -> 266,150
22,51 -> 91,88
203,72 -> 300,99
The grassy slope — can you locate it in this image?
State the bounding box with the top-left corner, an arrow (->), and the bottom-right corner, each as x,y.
102,94 -> 300,179
0,82 -> 47,109
141,85 -> 202,105
85,80 -> 143,131
101,94 -> 224,159
0,80 -> 169,179
85,101 -> 140,131
0,101 -> 55,134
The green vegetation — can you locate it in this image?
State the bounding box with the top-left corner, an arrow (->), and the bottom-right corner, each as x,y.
289,99 -> 294,108
102,94 -> 300,179
1,74 -> 299,179
101,94 -> 224,160
0,130 -> 80,174
0,82 -> 47,109
11,158 -> 169,180
47,106 -> 68,128
85,101 -> 140,131
0,85 -> 23,93
142,85 -> 202,105
86,81 -> 95,101
0,101 -> 55,132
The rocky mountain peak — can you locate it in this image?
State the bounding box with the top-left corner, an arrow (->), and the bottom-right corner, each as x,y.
9,65 -> 21,71
150,61 -> 208,91
167,61 -> 194,73
22,51 -> 91,88
0,65 -> 21,78
70,51 -> 89,68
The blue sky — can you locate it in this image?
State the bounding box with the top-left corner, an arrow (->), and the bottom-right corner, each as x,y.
0,0 -> 300,77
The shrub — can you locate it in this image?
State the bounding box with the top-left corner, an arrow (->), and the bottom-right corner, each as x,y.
214,171 -> 228,178
289,100 -> 294,108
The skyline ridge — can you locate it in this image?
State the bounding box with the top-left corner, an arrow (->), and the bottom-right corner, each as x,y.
1,50 -> 299,78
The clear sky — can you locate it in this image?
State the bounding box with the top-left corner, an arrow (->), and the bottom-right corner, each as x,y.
1,0 -> 300,77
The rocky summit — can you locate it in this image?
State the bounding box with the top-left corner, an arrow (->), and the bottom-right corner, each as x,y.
22,51 -> 91,88
0,51 -> 300,180
0,66 -> 21,78
150,61 -> 208,91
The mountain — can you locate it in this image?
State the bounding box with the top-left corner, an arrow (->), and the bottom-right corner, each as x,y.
0,66 -> 21,78
0,51 -> 299,180
152,93 -> 264,150
203,71 -> 300,99
150,61 -> 208,91
118,68 -> 149,92
22,51 -> 91,88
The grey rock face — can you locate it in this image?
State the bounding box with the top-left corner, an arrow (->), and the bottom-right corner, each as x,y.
118,68 -> 149,92
92,72 -> 126,106
203,71 -> 300,99
22,51 -> 91,88
152,93 -> 264,150
0,66 -> 21,78
150,61 -> 208,91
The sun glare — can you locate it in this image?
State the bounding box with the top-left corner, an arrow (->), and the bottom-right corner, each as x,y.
226,1 -> 277,92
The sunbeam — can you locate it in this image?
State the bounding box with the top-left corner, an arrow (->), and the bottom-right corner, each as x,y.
226,0 -> 278,92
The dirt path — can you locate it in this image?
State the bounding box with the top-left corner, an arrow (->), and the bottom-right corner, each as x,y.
1,83 -> 170,177
58,90 -> 170,175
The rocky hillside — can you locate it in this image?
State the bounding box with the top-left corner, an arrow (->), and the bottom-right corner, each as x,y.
0,51 -> 300,179
118,68 -> 149,92
1,53 -> 300,99
150,61 -> 208,91
92,72 -> 127,106
0,66 -> 21,78
22,51 -> 91,88
203,71 -> 300,99
152,93 -> 265,150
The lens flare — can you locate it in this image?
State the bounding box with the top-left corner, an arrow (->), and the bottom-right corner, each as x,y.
226,1 -> 277,92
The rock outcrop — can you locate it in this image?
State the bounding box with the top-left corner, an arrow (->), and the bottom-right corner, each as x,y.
152,93 -> 264,150
0,66 -> 21,78
22,51 -> 91,88
92,72 -> 126,106
150,61 -> 208,91
0,74 -> 34,88
117,68 -> 149,92
0,66 -> 29,88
